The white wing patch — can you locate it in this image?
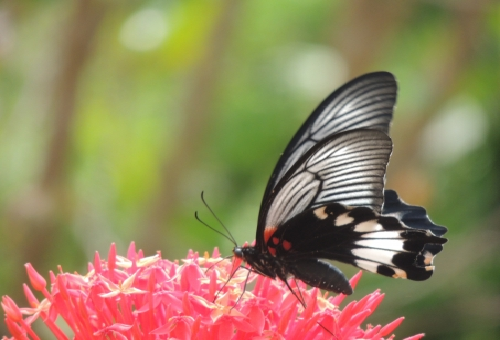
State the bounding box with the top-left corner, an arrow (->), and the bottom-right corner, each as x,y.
392,268 -> 408,279
353,221 -> 384,232
351,248 -> 397,266
361,231 -> 402,239
313,206 -> 328,220
422,251 -> 434,265
355,239 -> 406,252
354,259 -> 379,273
335,213 -> 353,226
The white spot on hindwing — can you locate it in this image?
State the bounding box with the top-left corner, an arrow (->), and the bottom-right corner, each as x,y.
313,206 -> 328,220
353,220 -> 383,232
392,268 -> 407,279
354,259 -> 378,273
356,260 -> 407,279
361,231 -> 401,239
422,250 -> 434,265
335,213 -> 354,226
355,239 -> 405,251
351,248 -> 395,266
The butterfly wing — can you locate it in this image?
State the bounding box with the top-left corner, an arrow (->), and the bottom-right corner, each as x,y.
271,202 -> 446,282
258,129 -> 393,250
382,189 -> 447,236
262,72 -> 397,202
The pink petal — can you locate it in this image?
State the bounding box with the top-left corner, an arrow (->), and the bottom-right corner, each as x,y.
377,317 -> 405,337
107,243 -> 117,282
2,296 -> 23,322
24,263 -> 46,293
93,251 -> 102,274
218,318 -> 234,339
247,305 -> 266,334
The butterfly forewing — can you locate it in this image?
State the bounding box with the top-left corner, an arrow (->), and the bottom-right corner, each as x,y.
263,72 -> 397,200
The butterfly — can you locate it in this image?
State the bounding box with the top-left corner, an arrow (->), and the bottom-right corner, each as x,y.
232,72 -> 447,296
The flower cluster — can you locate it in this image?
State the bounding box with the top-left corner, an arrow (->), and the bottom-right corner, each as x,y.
2,242 -> 424,339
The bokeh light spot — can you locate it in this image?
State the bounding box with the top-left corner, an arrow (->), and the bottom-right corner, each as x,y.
119,8 -> 168,52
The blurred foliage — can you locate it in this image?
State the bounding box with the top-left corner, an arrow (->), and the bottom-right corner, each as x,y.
0,0 -> 499,338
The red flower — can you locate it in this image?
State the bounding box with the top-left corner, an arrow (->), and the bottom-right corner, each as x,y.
2,243 -> 425,339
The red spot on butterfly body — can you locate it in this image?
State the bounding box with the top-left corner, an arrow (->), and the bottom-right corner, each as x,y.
264,226 -> 277,244
283,240 -> 292,251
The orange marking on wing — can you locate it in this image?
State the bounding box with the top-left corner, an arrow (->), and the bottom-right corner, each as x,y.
268,246 -> 276,256
272,237 -> 279,245
264,226 -> 278,244
282,240 -> 292,251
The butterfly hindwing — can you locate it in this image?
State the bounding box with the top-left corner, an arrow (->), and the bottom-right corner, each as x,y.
268,202 -> 446,282
383,189 -> 447,236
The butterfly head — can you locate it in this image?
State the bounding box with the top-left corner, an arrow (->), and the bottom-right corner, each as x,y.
232,245 -> 245,259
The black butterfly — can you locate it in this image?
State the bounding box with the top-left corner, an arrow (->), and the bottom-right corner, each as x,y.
232,72 -> 447,296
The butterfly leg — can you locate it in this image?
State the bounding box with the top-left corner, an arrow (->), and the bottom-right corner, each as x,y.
279,276 -> 308,308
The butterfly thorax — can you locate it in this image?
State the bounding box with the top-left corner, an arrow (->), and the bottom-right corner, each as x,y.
233,246 -> 289,282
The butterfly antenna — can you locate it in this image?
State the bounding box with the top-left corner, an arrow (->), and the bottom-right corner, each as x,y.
200,191 -> 237,246
195,211 -> 236,246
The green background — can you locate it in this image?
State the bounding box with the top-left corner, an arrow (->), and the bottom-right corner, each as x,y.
1,1 -> 499,338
